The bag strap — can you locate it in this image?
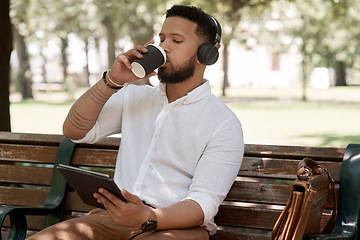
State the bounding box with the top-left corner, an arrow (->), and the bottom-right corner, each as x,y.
321,172 -> 337,234
272,197 -> 290,239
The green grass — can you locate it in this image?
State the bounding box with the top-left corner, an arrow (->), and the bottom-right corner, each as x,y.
10,100 -> 73,135
10,86 -> 360,148
226,100 -> 360,148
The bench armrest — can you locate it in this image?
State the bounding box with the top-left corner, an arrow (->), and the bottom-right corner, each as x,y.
304,144 -> 360,240
0,137 -> 76,240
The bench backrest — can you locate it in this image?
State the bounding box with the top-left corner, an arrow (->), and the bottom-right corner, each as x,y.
0,132 -> 346,239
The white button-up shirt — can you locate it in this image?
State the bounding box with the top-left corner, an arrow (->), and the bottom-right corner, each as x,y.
74,80 -> 244,235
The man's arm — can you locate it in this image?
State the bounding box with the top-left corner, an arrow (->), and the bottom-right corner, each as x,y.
94,188 -> 204,230
153,199 -> 204,230
63,44 -> 155,140
62,77 -> 117,140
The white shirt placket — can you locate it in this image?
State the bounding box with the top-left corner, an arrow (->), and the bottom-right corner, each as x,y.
132,105 -> 171,195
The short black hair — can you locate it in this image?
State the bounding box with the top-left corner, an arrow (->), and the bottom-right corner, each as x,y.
166,5 -> 216,44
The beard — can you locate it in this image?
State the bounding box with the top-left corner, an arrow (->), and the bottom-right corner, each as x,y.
158,53 -> 197,84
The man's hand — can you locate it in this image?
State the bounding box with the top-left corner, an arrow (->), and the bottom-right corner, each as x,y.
93,188 -> 153,229
94,188 -> 205,231
108,41 -> 157,85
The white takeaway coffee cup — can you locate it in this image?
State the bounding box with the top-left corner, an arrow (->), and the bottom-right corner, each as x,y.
131,44 -> 166,78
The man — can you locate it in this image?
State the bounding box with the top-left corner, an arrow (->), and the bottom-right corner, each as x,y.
28,5 -> 244,240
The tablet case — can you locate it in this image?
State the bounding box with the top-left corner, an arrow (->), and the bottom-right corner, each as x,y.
57,164 -> 127,209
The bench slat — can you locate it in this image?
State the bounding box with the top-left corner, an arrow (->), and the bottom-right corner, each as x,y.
0,132 -> 120,148
244,144 -> 345,160
65,192 -> 96,213
240,157 -> 342,182
71,148 -> 118,167
215,204 -> 280,229
0,143 -> 57,164
0,165 -> 53,185
0,186 -> 48,206
226,181 -> 338,207
0,132 -> 62,146
211,226 -> 271,240
215,204 -> 333,230
227,181 -> 291,205
2,215 -> 47,231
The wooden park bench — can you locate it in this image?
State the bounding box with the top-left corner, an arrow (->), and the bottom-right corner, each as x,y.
31,83 -> 66,95
1,131 -> 360,240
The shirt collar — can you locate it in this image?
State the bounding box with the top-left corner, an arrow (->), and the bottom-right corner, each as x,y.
159,80 -> 211,105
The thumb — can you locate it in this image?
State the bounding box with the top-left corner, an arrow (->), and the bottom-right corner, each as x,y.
121,189 -> 141,204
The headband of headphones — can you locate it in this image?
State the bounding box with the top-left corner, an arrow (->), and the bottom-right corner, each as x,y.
211,16 -> 222,47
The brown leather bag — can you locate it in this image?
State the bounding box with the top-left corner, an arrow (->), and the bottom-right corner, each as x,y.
272,158 -> 337,240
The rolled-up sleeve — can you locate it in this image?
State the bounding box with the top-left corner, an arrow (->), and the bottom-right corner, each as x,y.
185,118 -> 244,234
71,89 -> 126,144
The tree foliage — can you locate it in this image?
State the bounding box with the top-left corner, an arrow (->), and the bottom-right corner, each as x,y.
3,0 -> 360,129
256,0 -> 359,86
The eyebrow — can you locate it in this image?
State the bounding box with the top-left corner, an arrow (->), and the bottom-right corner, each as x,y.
159,33 -> 185,38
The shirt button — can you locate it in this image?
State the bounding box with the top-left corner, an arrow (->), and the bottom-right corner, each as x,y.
135,185 -> 140,191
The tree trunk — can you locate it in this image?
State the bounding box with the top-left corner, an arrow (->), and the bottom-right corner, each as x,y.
13,26 -> 33,99
61,36 -> 69,83
300,37 -> 308,102
103,16 -> 116,69
84,36 -> 91,87
39,49 -> 47,83
0,0 -> 12,131
222,42 -> 229,96
335,61 -> 347,86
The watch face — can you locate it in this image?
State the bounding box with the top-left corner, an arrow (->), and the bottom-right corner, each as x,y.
142,220 -> 157,232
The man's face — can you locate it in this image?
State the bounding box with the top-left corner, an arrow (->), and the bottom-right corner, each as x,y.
157,17 -> 202,84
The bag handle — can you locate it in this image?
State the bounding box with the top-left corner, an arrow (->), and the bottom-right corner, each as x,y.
297,158 -> 325,179
298,158 -> 337,234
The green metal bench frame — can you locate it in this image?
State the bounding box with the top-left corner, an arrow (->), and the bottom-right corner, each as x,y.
0,137 -> 76,240
305,143 -> 360,240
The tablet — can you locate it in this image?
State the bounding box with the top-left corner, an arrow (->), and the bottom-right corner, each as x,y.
57,164 -> 127,209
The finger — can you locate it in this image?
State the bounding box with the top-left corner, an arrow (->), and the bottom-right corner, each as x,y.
144,40 -> 155,46
120,48 -> 145,69
93,191 -> 114,209
117,54 -> 133,69
119,48 -> 143,62
145,71 -> 157,79
134,45 -> 148,55
98,188 -> 125,206
121,189 -> 142,204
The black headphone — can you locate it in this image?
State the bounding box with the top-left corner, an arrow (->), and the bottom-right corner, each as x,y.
197,16 -> 222,65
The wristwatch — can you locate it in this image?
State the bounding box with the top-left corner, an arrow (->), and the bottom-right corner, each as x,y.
141,218 -> 157,232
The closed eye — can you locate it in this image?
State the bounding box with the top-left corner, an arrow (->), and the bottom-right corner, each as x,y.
159,33 -> 185,44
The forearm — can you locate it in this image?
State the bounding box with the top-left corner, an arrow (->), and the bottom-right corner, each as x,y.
63,77 -> 117,140
63,43 -> 154,140
153,199 -> 204,230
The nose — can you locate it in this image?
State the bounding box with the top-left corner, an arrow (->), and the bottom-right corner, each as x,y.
159,40 -> 170,54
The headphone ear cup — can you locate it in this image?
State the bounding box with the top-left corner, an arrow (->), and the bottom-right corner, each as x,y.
197,43 -> 219,65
